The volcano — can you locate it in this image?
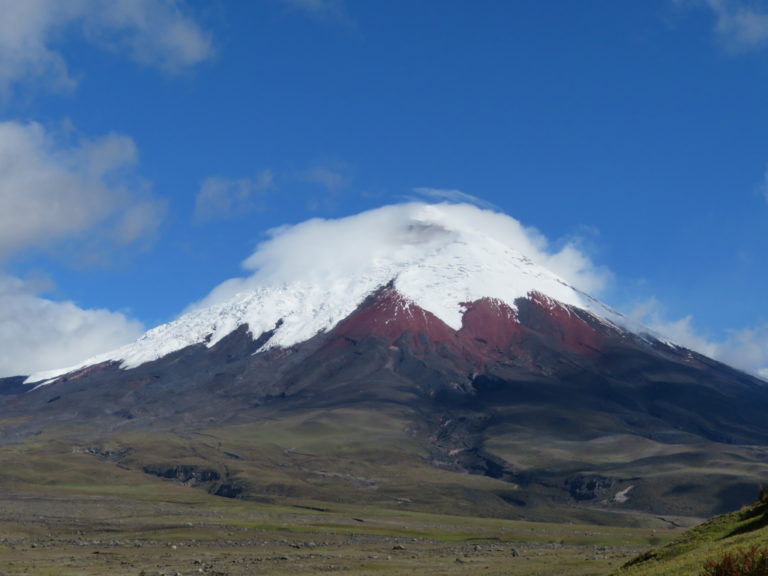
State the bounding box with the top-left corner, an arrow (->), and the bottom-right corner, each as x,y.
1,203 -> 767,521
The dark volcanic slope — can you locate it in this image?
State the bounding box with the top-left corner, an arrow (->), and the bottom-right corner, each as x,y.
2,287 -> 768,516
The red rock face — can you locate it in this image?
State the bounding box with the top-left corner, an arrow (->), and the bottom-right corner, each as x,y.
328,286 -> 455,350
457,297 -> 523,353
522,291 -> 606,356
328,287 -> 611,368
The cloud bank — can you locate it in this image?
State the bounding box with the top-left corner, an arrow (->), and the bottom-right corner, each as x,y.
631,298 -> 768,379
0,0 -> 209,376
0,121 -> 165,376
0,0 -> 212,97
0,276 -> 144,377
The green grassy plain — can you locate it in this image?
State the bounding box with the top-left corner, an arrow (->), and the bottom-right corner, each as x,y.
0,488 -> 672,576
0,419 -> 685,576
3,408 -> 765,576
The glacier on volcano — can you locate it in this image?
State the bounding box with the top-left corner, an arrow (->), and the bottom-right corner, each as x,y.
27,202 -> 625,383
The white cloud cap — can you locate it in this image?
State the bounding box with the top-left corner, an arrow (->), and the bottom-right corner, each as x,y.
193,201 -> 610,314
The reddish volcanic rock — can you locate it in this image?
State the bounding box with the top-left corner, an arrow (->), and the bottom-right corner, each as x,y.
315,285 -> 666,390
519,291 -> 606,356
327,286 -> 612,368
330,288 -> 532,368
329,286 -> 455,349
457,297 -> 524,353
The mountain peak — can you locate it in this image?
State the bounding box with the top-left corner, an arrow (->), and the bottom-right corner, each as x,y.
27,203 -> 622,383
9,205 -> 768,521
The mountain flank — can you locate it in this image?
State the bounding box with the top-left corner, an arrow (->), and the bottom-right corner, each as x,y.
2,204 -> 767,522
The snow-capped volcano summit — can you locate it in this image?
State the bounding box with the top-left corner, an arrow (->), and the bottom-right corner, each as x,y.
28,203 -> 621,383
7,204 -> 768,521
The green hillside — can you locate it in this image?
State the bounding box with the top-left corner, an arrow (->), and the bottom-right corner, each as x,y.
616,489 -> 768,576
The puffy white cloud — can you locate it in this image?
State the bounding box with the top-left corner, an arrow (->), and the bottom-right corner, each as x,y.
686,0 -> 768,52
81,0 -> 213,70
0,0 -> 206,376
0,275 -> 144,377
629,298 -> 718,356
716,325 -> 768,378
194,171 -> 274,221
0,1 -> 77,95
630,298 -> 768,379
0,121 -> 165,376
0,121 -> 165,259
0,0 -> 212,96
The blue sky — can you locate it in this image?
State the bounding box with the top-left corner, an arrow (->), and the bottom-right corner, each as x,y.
0,0 -> 767,378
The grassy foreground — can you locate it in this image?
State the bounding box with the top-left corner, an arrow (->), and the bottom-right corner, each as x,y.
18,412 -> 768,576
615,492 -> 768,576
0,429 -> 681,576
0,488 -> 671,576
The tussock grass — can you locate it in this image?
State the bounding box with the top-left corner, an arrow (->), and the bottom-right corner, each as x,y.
616,492 -> 768,576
